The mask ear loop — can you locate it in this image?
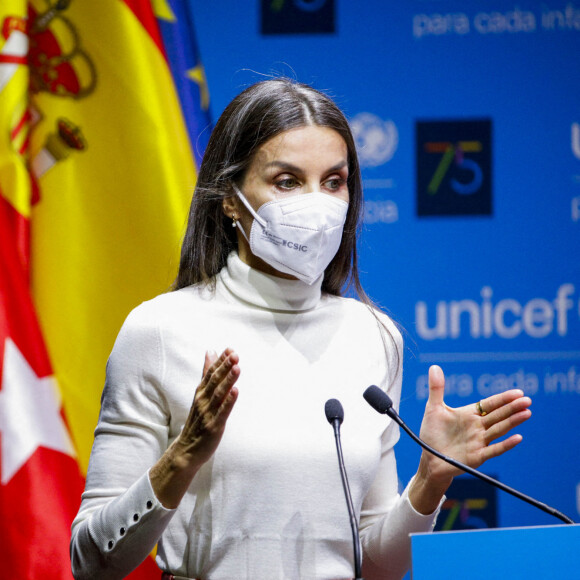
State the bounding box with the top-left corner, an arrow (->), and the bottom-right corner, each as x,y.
231,183 -> 268,230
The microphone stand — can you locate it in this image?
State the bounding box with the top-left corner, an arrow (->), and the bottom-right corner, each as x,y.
330,419 -> 364,580
325,399 -> 364,580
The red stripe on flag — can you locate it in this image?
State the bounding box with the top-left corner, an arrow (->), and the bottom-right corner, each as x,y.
121,0 -> 167,58
0,197 -> 41,371
0,197 -> 84,578
0,196 -> 30,297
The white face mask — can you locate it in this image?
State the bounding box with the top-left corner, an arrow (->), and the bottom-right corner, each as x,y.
232,184 -> 349,285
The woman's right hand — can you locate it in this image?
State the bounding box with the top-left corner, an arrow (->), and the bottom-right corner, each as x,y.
177,348 -> 240,465
150,348 -> 240,508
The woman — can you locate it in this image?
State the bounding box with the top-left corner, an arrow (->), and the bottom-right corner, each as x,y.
70,79 -> 532,580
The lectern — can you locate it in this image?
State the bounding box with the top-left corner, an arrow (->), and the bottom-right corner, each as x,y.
411,524 -> 579,580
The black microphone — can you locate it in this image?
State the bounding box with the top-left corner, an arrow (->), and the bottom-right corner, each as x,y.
324,399 -> 364,580
363,385 -> 574,525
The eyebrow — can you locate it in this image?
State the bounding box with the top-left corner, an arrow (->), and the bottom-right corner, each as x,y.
264,160 -> 348,174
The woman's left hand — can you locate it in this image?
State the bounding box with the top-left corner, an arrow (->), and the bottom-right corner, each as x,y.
409,364 -> 532,514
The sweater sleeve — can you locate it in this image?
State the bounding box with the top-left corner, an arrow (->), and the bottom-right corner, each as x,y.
359,450 -> 442,580
70,306 -> 177,580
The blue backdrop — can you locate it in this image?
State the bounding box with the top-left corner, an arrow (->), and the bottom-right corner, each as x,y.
189,0 -> 580,530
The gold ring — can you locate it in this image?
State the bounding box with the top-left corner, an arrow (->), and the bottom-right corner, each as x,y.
476,400 -> 487,416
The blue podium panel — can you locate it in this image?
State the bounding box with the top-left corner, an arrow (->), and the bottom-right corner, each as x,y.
411,524 -> 580,580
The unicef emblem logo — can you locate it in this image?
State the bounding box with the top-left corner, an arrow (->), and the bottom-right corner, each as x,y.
350,113 -> 398,167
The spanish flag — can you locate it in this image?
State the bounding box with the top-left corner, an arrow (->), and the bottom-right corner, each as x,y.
0,0 -> 209,577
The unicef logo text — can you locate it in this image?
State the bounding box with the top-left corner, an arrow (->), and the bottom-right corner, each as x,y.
416,284 -> 577,340
350,113 -> 398,168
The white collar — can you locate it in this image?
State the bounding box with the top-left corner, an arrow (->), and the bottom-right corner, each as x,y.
218,252 -> 323,312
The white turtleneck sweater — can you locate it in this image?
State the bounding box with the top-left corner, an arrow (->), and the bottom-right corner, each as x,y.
70,253 -> 439,580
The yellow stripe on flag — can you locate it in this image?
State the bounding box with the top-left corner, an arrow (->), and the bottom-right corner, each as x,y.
30,0 -> 196,471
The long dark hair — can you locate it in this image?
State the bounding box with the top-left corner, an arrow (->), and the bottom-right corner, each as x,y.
174,79 -> 400,374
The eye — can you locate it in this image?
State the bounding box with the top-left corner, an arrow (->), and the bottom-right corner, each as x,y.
324,176 -> 347,191
275,177 -> 300,190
